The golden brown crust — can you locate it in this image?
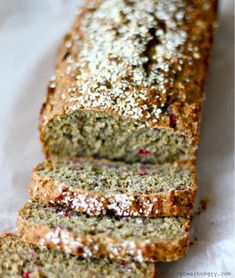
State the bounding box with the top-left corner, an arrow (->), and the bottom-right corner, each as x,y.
0,233 -> 15,241
29,160 -> 197,217
16,212 -> 190,263
40,0 -> 217,148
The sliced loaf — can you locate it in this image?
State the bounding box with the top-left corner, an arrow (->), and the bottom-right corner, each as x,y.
17,201 -> 190,262
0,234 -> 155,278
29,158 -> 197,217
40,0 -> 217,163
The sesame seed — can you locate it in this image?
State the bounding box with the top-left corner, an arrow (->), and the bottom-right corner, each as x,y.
193,52 -> 201,59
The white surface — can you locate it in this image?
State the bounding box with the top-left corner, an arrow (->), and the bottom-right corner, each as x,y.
0,0 -> 234,276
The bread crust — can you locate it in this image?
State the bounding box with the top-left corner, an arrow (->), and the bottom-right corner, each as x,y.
0,233 -> 15,241
29,160 -> 197,217
16,207 -> 190,263
39,0 -> 217,154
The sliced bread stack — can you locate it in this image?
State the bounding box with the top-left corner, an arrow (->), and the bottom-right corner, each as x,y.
1,0 -> 217,277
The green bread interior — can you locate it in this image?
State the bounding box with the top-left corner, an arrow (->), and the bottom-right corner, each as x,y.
43,110 -> 194,163
21,202 -> 188,242
37,158 -> 194,194
0,235 -> 151,278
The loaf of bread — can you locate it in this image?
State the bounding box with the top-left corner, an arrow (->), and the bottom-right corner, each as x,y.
0,234 -> 156,277
1,1 -> 218,275
17,201 -> 190,262
29,158 -> 197,217
40,0 -> 217,163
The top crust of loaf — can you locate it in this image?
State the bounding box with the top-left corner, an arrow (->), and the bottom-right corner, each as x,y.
40,0 -> 217,142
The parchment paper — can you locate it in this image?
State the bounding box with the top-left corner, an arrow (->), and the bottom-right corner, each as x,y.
0,1 -> 234,276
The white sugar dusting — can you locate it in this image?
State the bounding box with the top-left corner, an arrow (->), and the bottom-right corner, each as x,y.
43,228 -> 93,258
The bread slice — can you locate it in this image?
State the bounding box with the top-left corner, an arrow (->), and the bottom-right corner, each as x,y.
17,201 -> 190,262
0,234 -> 156,278
40,0 -> 217,164
29,158 -> 197,217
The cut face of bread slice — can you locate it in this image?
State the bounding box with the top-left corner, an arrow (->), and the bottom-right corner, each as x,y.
41,110 -> 196,164
0,234 -> 156,278
17,201 -> 190,262
29,158 -> 197,217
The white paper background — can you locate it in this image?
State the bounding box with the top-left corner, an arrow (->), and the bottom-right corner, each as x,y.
0,0 -> 234,276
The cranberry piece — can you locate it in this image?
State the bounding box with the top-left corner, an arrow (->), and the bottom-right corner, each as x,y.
22,272 -> 30,278
138,148 -> 150,157
28,250 -> 36,257
63,211 -> 73,218
168,110 -> 177,128
139,169 -> 148,176
77,246 -> 84,254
